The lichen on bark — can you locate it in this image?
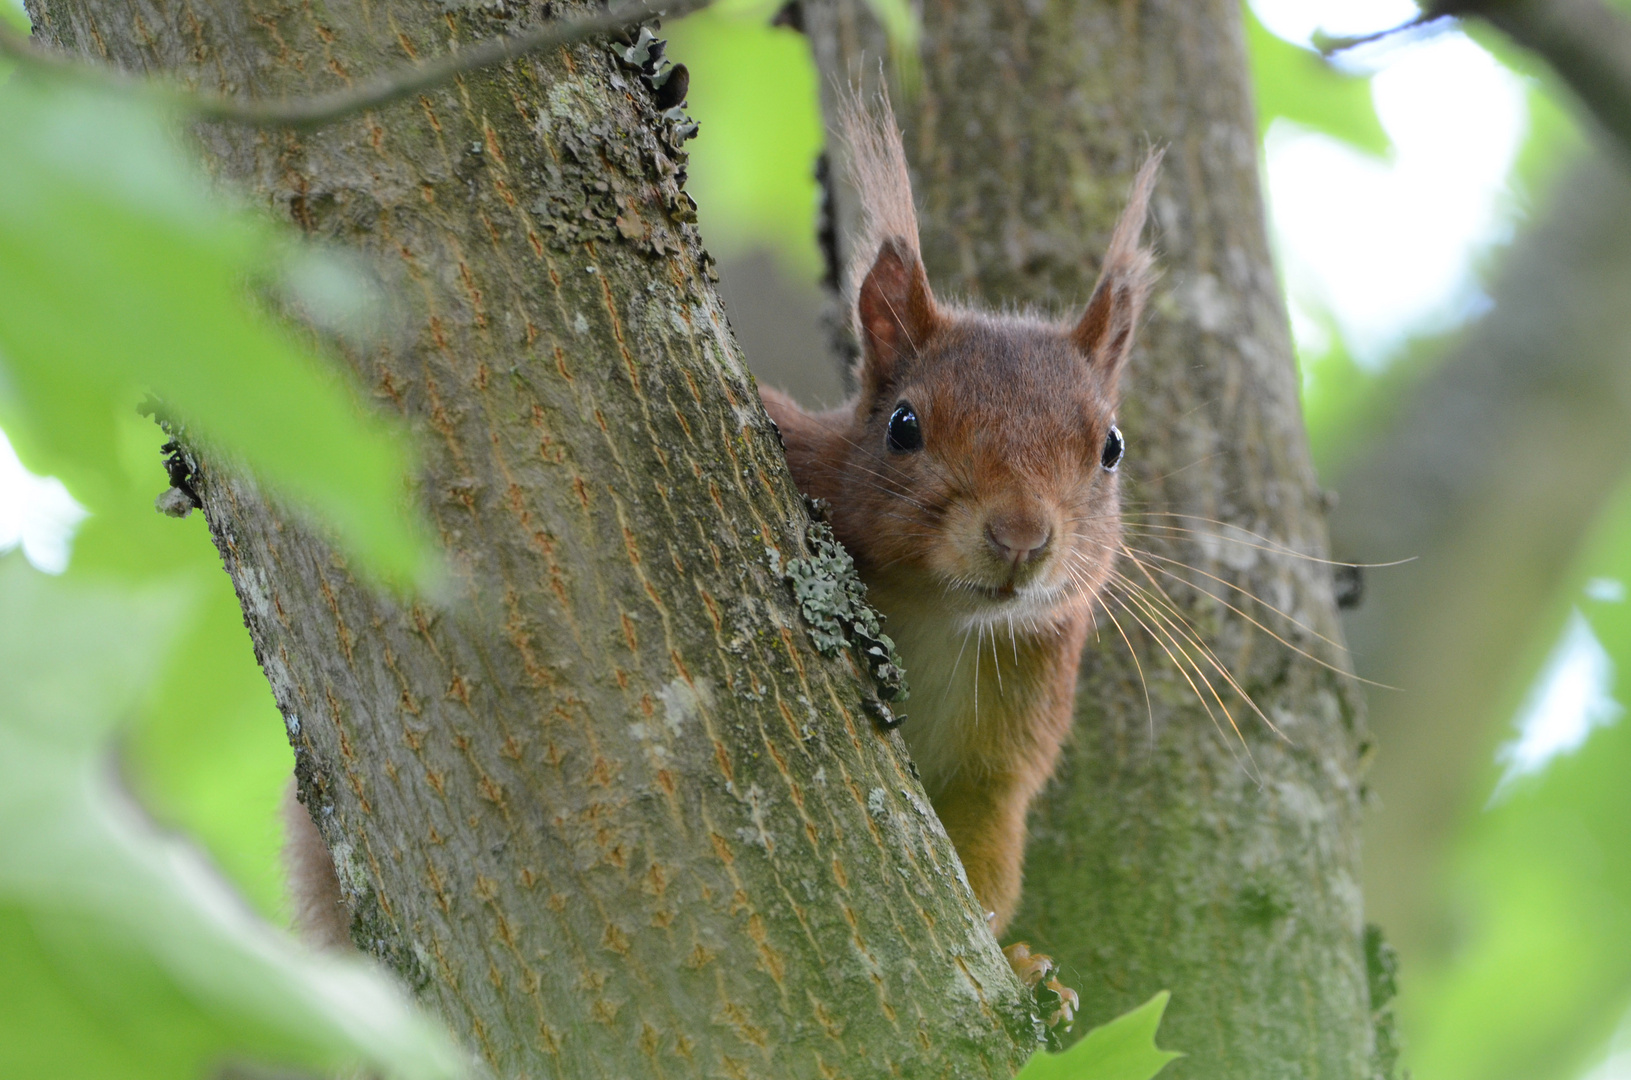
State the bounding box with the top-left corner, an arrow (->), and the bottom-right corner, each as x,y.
772,505 -> 909,709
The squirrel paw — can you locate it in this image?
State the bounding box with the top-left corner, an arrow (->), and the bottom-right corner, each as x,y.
1003,942 -> 1079,1035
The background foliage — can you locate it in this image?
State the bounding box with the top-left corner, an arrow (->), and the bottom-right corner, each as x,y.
3,0 -> 1630,1077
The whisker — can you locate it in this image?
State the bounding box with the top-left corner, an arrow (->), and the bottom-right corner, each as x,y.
835,427 -> 972,502
947,625 -> 973,708
1111,561 -> 1286,742
973,624 -> 983,730
1094,595 -> 1154,744
839,468 -> 937,513
873,287 -> 922,355
1100,573 -> 1232,729
1101,585 -> 1260,782
1120,513 -> 1415,570
830,427 -> 964,492
1120,545 -> 1401,692
1145,452 -> 1223,485
1120,523 -> 1414,576
1108,574 -> 1236,729
1122,539 -> 1345,650
989,619 -> 1004,696
1093,555 -> 1269,739
1058,524 -> 1397,699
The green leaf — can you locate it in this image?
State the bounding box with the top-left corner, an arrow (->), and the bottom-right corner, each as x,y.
1297,310 -> 1453,479
1015,992 -> 1180,1080
121,555 -> 298,917
28,409 -> 298,917
0,74 -> 434,586
1245,10 -> 1389,157
0,557 -> 467,1080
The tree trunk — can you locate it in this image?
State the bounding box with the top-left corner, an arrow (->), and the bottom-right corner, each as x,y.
24,1 -> 1040,1076
804,1 -> 1380,1075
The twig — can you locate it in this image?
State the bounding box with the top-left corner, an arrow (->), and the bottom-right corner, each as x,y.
0,0 -> 706,130
1313,13 -> 1450,56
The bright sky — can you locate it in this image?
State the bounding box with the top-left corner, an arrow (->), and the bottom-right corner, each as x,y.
0,427 -> 86,574
1254,0 -> 1529,364
1251,0 -> 1420,42
1492,607 -> 1623,801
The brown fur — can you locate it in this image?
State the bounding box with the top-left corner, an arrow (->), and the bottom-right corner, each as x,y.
764,94 -> 1160,934
281,779 -> 353,951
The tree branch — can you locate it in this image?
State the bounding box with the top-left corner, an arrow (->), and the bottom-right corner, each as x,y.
0,0 -> 705,129
1431,0 -> 1631,161
1313,14 -> 1451,55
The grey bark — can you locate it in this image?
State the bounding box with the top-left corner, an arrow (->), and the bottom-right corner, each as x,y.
803,0 -> 1379,1075
24,0 -> 1041,1076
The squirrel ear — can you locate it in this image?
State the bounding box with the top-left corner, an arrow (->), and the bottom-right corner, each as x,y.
858,237 -> 938,392
1072,151 -> 1162,381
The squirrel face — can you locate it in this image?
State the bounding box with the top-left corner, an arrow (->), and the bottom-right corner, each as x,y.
841,310 -> 1126,629
825,216 -> 1157,631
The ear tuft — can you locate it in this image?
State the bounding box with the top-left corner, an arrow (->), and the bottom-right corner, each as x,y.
840,86 -> 938,396
857,237 -> 938,393
1072,151 -> 1163,382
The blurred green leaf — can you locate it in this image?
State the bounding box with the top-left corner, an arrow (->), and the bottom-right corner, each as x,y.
0,0 -> 26,33
1015,992 -> 1179,1080
1401,472 -> 1631,1080
0,74 -> 433,586
121,554 -> 295,917
860,0 -> 922,94
1509,79 -> 1588,211
666,6 -> 824,277
1296,314 -> 1371,476
27,409 -> 295,917
0,557 -> 467,1080
1246,10 -> 1389,157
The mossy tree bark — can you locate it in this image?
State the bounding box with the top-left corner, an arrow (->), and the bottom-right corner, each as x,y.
25,0 -> 1042,1076
805,0 -> 1382,1075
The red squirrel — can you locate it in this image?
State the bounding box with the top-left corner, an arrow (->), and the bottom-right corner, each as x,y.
760,95 -> 1161,945
282,90 -> 1158,1028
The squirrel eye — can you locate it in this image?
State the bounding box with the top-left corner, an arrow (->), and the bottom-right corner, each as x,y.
1101,424 -> 1125,471
887,401 -> 923,453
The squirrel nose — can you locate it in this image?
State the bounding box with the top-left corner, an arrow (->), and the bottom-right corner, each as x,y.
985,514 -> 1052,566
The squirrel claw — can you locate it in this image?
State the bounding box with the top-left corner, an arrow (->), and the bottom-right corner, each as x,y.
1003,942 -> 1078,1034
1003,941 -> 1054,988
1041,976 -> 1079,1031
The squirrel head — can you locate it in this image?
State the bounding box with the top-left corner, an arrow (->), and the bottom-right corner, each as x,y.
832,94 -> 1161,627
